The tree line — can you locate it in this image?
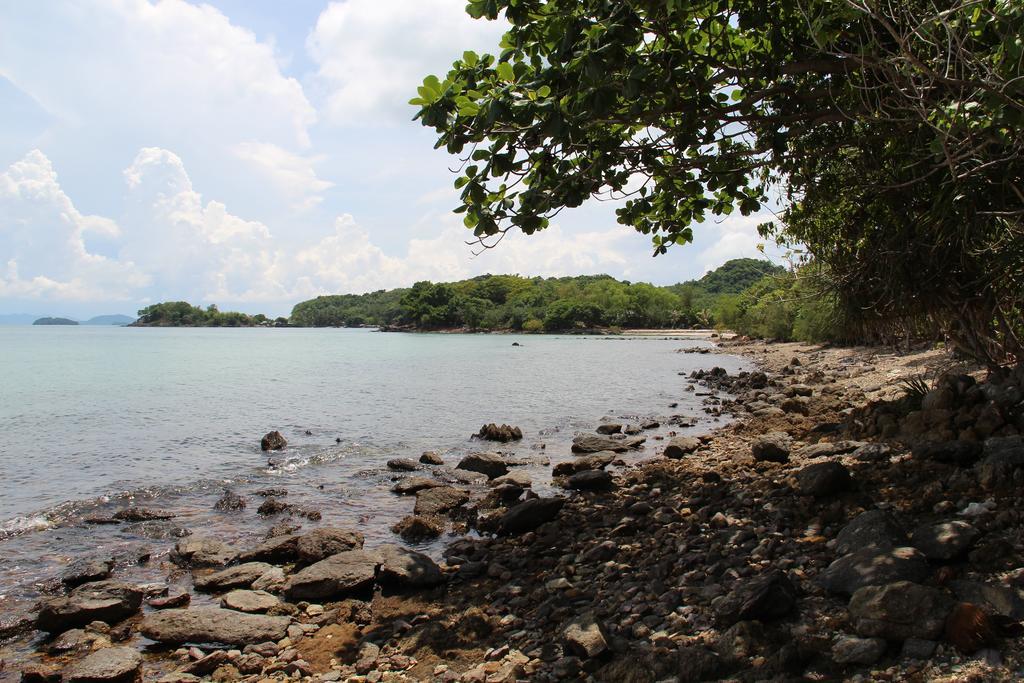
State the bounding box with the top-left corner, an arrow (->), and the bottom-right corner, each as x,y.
134,302 -> 286,327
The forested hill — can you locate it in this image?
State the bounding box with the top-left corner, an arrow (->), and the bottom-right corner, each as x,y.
289,258 -> 782,331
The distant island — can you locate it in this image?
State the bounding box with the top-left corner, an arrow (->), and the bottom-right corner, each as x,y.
133,302 -> 286,327
33,317 -> 78,326
83,314 -> 136,326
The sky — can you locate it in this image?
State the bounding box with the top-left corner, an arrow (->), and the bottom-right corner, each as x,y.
0,0 -> 779,318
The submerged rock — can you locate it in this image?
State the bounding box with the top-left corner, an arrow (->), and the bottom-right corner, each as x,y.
141,607 -> 290,645
392,476 -> 444,495
476,423 -> 523,442
213,489 -> 246,512
414,486 -> 470,516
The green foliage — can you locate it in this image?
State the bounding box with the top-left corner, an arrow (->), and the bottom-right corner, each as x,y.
721,267 -> 846,343
695,258 -> 784,295
135,302 -> 270,327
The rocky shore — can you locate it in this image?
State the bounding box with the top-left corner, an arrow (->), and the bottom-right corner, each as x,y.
5,338 -> 1024,682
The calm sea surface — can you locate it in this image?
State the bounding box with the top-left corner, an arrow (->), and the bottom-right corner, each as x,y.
0,326 -> 748,638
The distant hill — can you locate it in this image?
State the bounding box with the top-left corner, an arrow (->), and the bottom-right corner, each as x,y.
33,317 -> 79,326
695,257 -> 785,294
83,314 -> 136,326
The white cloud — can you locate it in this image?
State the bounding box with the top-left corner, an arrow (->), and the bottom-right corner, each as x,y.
232,141 -> 333,211
307,0 -> 507,125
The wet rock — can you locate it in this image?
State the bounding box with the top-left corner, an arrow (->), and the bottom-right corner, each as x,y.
796,461 -> 851,497
819,547 -> 930,595
386,458 -> 420,472
213,490 -> 246,512
564,469 -> 614,491
121,521 -> 191,540
19,664 -> 61,682
141,607 -> 291,646
848,581 -> 954,640
562,614 -> 606,658
910,521 -> 980,561
414,486 -> 470,516
831,636 -> 886,665
181,650 -> 230,676
0,615 -> 33,640
171,537 -> 237,568
112,507 -> 174,522
751,432 -> 791,463
420,451 -> 445,465
499,497 -> 564,535
663,436 -> 701,459
63,646 -> 142,683
457,452 -> 509,480
61,557 -> 115,588
284,550 -> 378,601
376,545 -> 445,588
392,476 -> 443,495
47,628 -> 94,654
392,515 -> 444,542
476,423 -> 523,442
239,534 -> 300,563
571,435 -> 645,454
834,510 -> 908,556
596,423 -> 622,435
552,452 -> 615,476
221,589 -> 280,614
296,527 -> 365,563
148,593 -> 190,609
715,569 -> 797,626
260,430 -> 287,451
945,602 -> 998,653
194,562 -> 275,592
37,581 -> 143,633
912,440 -> 983,466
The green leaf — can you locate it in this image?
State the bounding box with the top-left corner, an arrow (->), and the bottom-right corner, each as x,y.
463,50 -> 479,67
496,61 -> 515,82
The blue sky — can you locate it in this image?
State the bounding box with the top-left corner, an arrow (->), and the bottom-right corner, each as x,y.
0,0 -> 777,318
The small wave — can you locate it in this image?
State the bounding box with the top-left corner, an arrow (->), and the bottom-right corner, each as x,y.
0,514 -> 54,540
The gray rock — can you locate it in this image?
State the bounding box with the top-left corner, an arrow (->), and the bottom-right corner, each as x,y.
141,607 -> 290,645
221,589 -> 280,613
63,646 -> 142,683
562,614 -> 606,658
37,581 -> 143,633
901,638 -> 938,660
413,486 -> 470,516
260,430 -> 287,451
239,534 -> 300,563
171,537 -> 237,568
664,436 -> 701,459
251,566 -> 286,593
565,469 -> 614,491
391,477 -> 443,495
834,510 -> 908,556
386,458 -> 419,472
284,549 -> 378,601
848,581 -> 954,640
499,497 -> 564,535
715,569 -> 797,626
296,527 -> 365,563
832,636 -> 887,665
456,452 -> 509,480
819,547 -> 930,595
751,432 -> 791,463
796,461 -> 851,497
910,521 -> 980,561
193,562 -> 274,592
376,545 -> 445,588
61,557 -> 115,588
571,435 -> 645,454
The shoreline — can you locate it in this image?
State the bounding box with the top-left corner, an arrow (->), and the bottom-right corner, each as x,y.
6,339 -> 1024,682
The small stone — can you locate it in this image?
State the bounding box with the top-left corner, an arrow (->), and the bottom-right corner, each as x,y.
596,423 -> 622,435
457,452 -> 509,479
562,614 -> 606,658
221,590 -> 280,613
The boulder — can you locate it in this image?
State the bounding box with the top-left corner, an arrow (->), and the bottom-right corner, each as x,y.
260,430 -> 287,451
664,436 -> 701,459
61,557 -> 115,588
848,582 -> 954,640
392,477 -> 444,495
714,570 -> 798,626
912,440 -> 983,466
834,510 -> 908,556
796,461 -> 852,497
171,537 -> 237,568
284,550 -> 378,601
63,646 -> 142,683
552,452 -> 615,476
221,589 -> 280,614
141,607 -> 290,646
414,486 -> 470,516
562,614 -> 606,658
456,452 -> 509,480
950,580 -> 1024,620
419,451 -> 445,465
564,470 -> 614,491
910,521 -> 980,561
376,545 -> 445,588
193,562 -> 274,592
296,527 -> 365,563
37,581 -> 143,633
571,435 -> 645,454
831,636 -> 887,665
819,547 -> 930,596
392,515 -> 444,542
476,423 -> 523,442
213,490 -> 246,512
975,436 -> 1024,490
386,458 -> 419,472
596,423 -> 622,435
498,497 -> 564,535
751,432 -> 791,463
238,534 -> 300,563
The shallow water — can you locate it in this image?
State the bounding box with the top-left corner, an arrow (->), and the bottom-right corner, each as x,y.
0,327 -> 748,651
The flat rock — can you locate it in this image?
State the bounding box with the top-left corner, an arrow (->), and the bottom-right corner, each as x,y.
491,470 -> 532,488
414,486 -> 469,516
834,510 -> 908,556
63,646 -> 142,683
910,521 -> 980,561
171,537 -> 237,567
751,432 -> 791,463
715,570 -> 797,626
552,452 -> 615,476
376,545 -> 445,588
564,469 -> 614,491
61,557 -> 115,588
37,581 -> 143,633
386,458 -> 419,472
456,452 -> 509,479
284,549 -> 378,601
562,614 -> 606,658
112,507 -> 174,522
664,436 -> 701,459
848,581 -> 954,640
238,534 -> 300,563
498,497 -> 564,535
571,435 -> 645,454
141,607 -> 290,646
221,589 -> 280,613
819,547 -> 930,596
391,477 -> 443,495
296,527 -> 365,563
796,461 -> 851,497
194,562 -> 274,592
796,441 -> 865,459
